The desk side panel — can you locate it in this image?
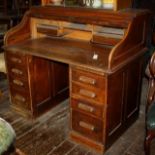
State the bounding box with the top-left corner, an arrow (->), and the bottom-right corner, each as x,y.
109,12 -> 150,70
4,11 -> 31,46
105,55 -> 144,148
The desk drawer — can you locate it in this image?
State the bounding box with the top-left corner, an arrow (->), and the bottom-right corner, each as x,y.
5,51 -> 27,67
72,110 -> 103,142
9,76 -> 29,90
71,98 -> 103,118
7,65 -> 28,80
10,88 -> 31,110
71,69 -> 105,89
72,82 -> 105,104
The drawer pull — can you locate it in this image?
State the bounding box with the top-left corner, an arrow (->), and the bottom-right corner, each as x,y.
11,68 -> 23,75
79,121 -> 95,131
79,89 -> 96,98
79,76 -> 96,85
78,103 -> 94,113
11,57 -> 22,63
14,94 -> 26,102
13,79 -> 24,86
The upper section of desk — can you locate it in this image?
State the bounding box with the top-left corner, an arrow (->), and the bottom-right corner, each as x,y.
4,6 -> 150,73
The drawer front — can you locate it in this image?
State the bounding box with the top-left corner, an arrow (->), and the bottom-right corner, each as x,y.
7,64 -> 28,79
10,88 -> 31,110
5,51 -> 27,67
9,76 -> 29,90
72,110 -> 103,142
71,98 -> 103,118
71,69 -> 106,89
72,83 -> 105,104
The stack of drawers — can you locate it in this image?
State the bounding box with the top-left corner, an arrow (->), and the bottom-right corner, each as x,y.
5,49 -> 69,118
5,50 -> 32,114
70,67 -> 106,146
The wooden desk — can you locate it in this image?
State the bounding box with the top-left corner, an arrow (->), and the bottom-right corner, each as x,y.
4,6 -> 150,154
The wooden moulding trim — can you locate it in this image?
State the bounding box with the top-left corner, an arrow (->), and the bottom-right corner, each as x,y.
70,131 -> 105,153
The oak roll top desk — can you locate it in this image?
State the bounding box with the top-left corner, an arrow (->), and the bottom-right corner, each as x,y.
4,5 -> 150,153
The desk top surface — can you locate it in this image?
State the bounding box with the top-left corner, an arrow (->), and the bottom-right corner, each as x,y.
5,37 -> 112,73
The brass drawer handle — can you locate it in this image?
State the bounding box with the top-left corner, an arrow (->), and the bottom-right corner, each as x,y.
11,57 -> 22,63
13,79 -> 24,86
79,121 -> 95,131
79,89 -> 96,98
78,103 -> 94,113
79,76 -> 96,85
11,68 -> 23,75
14,94 -> 26,103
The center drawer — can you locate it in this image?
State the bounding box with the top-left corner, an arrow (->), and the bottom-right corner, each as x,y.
71,110 -> 103,143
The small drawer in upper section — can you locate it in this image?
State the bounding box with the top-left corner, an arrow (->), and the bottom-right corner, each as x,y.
92,25 -> 125,46
31,18 -> 92,40
71,68 -> 106,89
5,51 -> 27,67
31,18 -> 63,38
31,17 -> 126,46
37,24 -> 63,36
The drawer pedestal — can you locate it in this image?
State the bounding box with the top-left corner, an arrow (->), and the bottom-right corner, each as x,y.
69,62 -> 143,152
5,50 -> 69,118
